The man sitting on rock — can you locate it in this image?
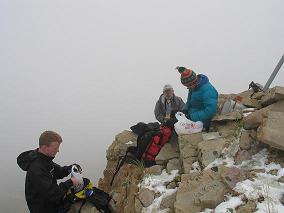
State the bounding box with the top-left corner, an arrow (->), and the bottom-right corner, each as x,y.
177,66 -> 218,131
154,84 -> 185,125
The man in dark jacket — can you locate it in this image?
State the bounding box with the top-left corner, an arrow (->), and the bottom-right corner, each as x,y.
17,130 -> 80,213
154,84 -> 185,123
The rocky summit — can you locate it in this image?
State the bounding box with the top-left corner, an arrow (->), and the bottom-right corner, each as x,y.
69,86 -> 284,213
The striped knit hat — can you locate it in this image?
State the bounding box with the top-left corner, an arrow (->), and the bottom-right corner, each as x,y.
176,66 -> 197,86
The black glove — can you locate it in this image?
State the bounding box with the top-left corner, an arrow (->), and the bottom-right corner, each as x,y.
180,109 -> 188,115
170,110 -> 179,119
164,118 -> 178,129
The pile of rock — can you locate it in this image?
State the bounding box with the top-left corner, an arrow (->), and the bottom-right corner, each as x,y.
243,86 -> 284,150
84,86 -> 284,213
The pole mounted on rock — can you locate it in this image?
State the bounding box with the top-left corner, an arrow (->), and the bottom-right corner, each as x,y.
263,54 -> 284,91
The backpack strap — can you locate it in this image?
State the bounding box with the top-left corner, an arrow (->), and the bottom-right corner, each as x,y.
110,155 -> 125,186
78,200 -> 86,213
110,150 -> 136,186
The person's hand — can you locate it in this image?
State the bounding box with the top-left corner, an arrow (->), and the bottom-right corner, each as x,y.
71,177 -> 81,187
163,117 -> 169,123
68,163 -> 82,174
181,109 -> 188,115
164,118 -> 177,128
72,164 -> 82,173
170,110 -> 178,119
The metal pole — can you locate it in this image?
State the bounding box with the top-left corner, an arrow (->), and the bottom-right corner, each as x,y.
263,54 -> 284,91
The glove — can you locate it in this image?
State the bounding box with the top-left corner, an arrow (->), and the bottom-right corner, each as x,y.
170,110 -> 179,119
163,118 -> 178,129
180,109 -> 188,115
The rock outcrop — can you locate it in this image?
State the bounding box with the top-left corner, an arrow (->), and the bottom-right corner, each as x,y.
175,170 -> 228,213
257,111 -> 284,151
75,85 -> 284,213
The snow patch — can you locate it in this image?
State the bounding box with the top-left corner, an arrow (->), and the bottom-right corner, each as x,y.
205,156 -> 235,170
204,144 -> 284,213
277,168 -> 284,177
190,161 -> 201,173
214,195 -> 243,213
125,141 -> 134,145
238,149 -> 268,171
205,135 -> 241,170
140,170 -> 179,213
233,149 -> 284,212
200,196 -> 243,213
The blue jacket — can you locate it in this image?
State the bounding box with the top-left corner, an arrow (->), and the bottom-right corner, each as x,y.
183,74 -> 218,128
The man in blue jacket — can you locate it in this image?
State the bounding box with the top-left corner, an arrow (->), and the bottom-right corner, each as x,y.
176,66 -> 218,130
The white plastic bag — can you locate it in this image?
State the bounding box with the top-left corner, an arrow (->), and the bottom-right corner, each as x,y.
174,112 -> 203,135
219,98 -> 246,115
71,164 -> 84,192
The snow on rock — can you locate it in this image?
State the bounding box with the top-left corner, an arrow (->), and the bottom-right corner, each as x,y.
139,169 -> 179,213
190,161 -> 201,173
238,149 -> 281,172
203,142 -> 284,213
200,196 -> 243,213
204,133 -> 241,170
277,168 -> 284,177
125,140 -> 134,145
233,149 -> 284,213
204,156 -> 235,170
214,196 -> 243,213
234,173 -> 284,212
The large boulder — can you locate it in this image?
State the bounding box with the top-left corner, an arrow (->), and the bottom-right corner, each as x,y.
257,111 -> 284,151
178,133 -> 203,174
160,191 -> 177,212
210,120 -> 239,138
212,111 -> 243,122
261,86 -> 284,107
134,197 -> 143,213
236,200 -> 257,213
106,130 -> 137,161
243,100 -> 284,130
202,132 -> 221,141
99,131 -> 143,213
167,158 -> 182,173
145,165 -> 163,176
155,135 -> 180,165
234,150 -> 251,164
239,130 -> 256,150
137,188 -> 155,208
219,165 -> 247,190
198,138 -> 226,168
174,169 -> 228,213
241,96 -> 262,108
99,130 -> 142,196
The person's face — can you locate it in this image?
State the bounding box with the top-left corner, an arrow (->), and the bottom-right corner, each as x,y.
184,82 -> 197,90
43,141 -> 61,157
164,89 -> 174,99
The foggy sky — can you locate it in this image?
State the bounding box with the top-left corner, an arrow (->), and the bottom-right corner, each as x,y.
0,0 -> 283,212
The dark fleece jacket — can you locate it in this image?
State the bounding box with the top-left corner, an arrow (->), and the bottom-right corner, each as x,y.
17,150 -> 73,213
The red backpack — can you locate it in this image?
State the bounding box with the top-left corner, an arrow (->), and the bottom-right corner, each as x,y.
142,126 -> 172,161
110,122 -> 172,186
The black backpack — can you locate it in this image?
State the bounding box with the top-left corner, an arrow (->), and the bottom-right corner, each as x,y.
85,187 -> 112,213
110,122 -> 166,186
128,122 -> 161,162
64,178 -> 112,213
